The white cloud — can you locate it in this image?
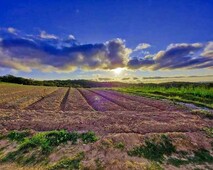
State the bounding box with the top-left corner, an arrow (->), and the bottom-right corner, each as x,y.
7,27 -> 16,34
68,34 -> 75,40
201,42 -> 213,58
40,31 -> 58,39
134,43 -> 151,51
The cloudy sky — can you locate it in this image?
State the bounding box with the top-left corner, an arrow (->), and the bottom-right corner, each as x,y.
0,0 -> 212,82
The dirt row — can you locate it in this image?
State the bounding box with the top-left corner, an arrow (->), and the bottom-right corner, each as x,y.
0,87 -> 57,109
78,89 -> 127,111
95,89 -> 181,111
27,88 -> 68,111
0,108 -> 212,135
63,88 -> 94,111
90,89 -> 160,112
0,87 -> 185,112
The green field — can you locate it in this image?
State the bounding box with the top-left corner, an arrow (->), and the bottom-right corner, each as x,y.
114,83 -> 213,109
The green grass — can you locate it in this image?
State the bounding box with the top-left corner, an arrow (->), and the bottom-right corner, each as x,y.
167,149 -> 213,167
146,162 -> 164,170
1,130 -> 98,165
48,152 -> 85,170
203,127 -> 213,138
114,142 -> 125,150
114,84 -> 213,109
191,110 -> 213,119
128,135 -> 176,162
80,131 -> 99,144
7,130 -> 30,143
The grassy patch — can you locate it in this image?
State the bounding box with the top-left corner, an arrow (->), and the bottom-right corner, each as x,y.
80,131 -> 98,144
203,127 -> 213,138
146,162 -> 164,170
190,149 -> 213,164
95,158 -> 105,170
168,149 -> 213,167
191,110 -> 213,119
7,130 -> 30,142
114,142 -> 125,150
1,130 -> 98,165
128,135 -> 175,162
167,157 -> 189,167
114,83 -> 213,109
48,152 -> 85,170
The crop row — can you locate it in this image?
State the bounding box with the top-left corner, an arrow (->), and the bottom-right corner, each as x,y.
78,89 -> 127,111
91,89 -> 160,112
0,108 -> 209,135
0,87 -> 57,109
99,89 -> 180,111
64,88 -> 94,111
27,88 -> 68,111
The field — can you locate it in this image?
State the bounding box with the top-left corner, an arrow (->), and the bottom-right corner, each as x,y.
115,83 -> 213,109
0,83 -> 213,169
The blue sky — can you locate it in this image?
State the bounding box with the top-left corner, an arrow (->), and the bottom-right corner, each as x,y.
0,0 -> 213,82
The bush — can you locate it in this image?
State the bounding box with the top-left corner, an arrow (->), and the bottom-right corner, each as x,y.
80,131 -> 98,144
190,149 -> 213,164
7,130 -> 30,142
114,142 -> 125,150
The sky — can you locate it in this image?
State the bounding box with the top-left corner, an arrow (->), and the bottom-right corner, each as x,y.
0,0 -> 212,82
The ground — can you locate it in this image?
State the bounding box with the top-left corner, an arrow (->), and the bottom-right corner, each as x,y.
0,84 -> 213,169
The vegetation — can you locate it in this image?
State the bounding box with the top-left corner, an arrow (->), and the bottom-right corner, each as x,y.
128,135 -> 176,162
80,131 -> 98,144
7,130 -> 30,143
115,82 -> 213,108
167,149 -> 213,167
1,130 -> 98,165
48,152 -> 85,170
114,142 -> 125,150
191,110 -> 213,119
203,127 -> 213,138
0,75 -> 129,87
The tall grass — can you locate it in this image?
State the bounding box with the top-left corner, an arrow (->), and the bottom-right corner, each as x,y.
115,83 -> 213,108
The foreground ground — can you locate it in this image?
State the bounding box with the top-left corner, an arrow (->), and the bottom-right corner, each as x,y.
0,83 -> 213,169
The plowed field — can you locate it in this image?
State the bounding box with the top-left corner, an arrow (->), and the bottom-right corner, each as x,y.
0,84 -> 213,169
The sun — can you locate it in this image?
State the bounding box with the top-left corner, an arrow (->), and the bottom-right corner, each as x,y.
113,67 -> 124,75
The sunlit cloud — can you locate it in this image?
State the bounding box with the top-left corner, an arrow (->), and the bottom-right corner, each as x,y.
134,43 -> 151,51
128,42 -> 213,70
0,28 -> 212,73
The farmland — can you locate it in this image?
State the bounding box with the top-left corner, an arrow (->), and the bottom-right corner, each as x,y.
0,83 -> 213,169
115,83 -> 213,109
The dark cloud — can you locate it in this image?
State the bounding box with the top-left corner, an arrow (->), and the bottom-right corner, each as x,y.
128,43 -> 213,70
97,78 -> 112,81
0,27 -> 212,72
0,28 -> 131,72
143,75 -> 213,80
121,77 -> 131,80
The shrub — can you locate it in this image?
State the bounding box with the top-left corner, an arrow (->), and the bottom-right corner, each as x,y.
190,149 -> 213,164
114,142 -> 125,150
7,130 -> 30,142
80,131 -> 98,144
